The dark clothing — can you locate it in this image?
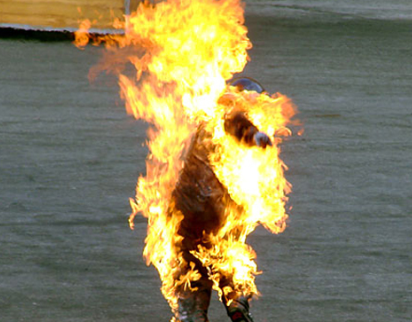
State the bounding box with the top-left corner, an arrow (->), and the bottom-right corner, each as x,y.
171,110 -> 260,322
224,110 -> 259,146
173,125 -> 227,244
173,110 -> 259,257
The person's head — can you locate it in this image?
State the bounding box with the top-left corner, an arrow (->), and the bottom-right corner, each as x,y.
229,77 -> 265,94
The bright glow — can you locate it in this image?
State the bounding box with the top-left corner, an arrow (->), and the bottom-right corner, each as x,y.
75,0 -> 298,314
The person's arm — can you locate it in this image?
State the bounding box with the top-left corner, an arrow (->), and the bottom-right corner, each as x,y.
224,110 -> 272,148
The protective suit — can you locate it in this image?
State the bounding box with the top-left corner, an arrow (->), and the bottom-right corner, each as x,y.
172,78 -> 271,322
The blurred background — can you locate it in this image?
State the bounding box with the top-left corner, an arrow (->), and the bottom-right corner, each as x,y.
1,1 -> 411,321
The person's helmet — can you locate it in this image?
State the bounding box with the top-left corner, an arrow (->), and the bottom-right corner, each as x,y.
229,77 -> 265,93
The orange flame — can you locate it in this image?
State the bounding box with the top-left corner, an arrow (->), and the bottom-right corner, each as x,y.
73,18 -> 92,49
75,0 -> 298,314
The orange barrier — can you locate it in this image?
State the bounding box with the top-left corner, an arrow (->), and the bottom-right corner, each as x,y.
0,0 -> 142,31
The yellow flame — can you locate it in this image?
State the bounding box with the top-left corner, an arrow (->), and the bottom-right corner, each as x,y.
75,0 -> 298,313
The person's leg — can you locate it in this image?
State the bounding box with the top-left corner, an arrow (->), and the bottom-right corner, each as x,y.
219,276 -> 255,322
175,243 -> 213,322
177,278 -> 213,322
224,296 -> 254,322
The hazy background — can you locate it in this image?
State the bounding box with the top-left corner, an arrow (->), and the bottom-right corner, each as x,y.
1,1 -> 411,321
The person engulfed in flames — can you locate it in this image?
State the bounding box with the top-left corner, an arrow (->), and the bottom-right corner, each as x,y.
170,77 -> 272,322
74,1 -> 298,321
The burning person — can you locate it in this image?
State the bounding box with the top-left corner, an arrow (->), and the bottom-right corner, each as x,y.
171,78 -> 271,322
75,0 -> 298,321
123,70 -> 297,322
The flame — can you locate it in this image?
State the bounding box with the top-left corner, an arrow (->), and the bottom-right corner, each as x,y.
75,0 -> 298,315
73,18 -> 92,49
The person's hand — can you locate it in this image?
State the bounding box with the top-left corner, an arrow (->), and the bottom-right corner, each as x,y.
254,131 -> 272,148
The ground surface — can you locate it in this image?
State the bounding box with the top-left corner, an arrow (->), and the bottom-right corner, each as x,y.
1,1 -> 411,321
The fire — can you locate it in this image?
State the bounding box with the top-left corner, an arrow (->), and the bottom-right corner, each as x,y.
75,0 -> 298,315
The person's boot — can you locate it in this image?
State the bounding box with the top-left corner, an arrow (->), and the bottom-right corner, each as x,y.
226,296 -> 254,322
176,288 -> 211,322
